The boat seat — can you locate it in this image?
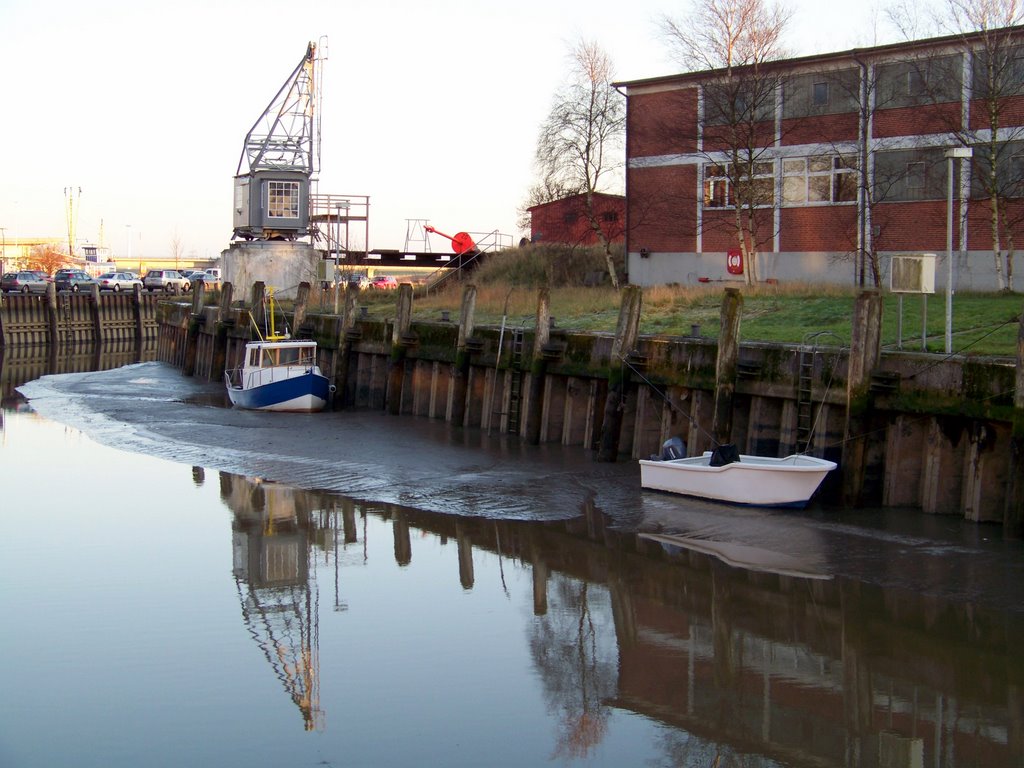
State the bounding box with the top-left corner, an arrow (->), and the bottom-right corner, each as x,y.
709,444 -> 740,466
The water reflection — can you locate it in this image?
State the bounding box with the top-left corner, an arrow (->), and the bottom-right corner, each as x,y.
0,342 -> 155,406
210,468 -> 1022,766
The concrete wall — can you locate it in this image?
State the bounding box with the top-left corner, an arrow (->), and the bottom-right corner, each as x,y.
220,241 -> 320,300
627,249 -> 1024,290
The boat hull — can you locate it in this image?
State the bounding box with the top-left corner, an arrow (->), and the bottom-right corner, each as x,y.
638,452 -> 836,508
225,371 -> 330,412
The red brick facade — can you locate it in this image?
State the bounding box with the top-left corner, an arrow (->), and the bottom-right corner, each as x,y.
615,27 -> 1024,288
528,193 -> 625,246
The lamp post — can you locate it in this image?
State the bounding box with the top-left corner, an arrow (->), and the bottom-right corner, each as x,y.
944,146 -> 972,355
0,227 -> 6,274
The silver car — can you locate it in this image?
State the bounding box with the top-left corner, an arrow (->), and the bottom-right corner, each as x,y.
96,272 -> 143,292
2,271 -> 51,294
143,269 -> 190,293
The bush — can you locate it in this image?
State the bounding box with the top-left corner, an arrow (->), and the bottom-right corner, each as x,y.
473,243 -> 624,288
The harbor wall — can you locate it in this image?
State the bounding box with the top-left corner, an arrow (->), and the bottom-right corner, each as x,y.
154,281 -> 1023,529
0,284 -> 161,349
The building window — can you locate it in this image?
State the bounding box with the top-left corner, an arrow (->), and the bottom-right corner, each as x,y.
267,181 -> 300,219
703,164 -> 731,208
907,69 -> 927,96
1011,153 -> 1024,197
906,161 -> 926,189
601,211 -> 619,223
811,81 -> 829,107
704,162 -> 775,208
563,212 -> 579,225
782,155 -> 858,205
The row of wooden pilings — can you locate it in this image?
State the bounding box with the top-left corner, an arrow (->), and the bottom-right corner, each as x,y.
0,283 -> 160,348
161,280 -> 1024,534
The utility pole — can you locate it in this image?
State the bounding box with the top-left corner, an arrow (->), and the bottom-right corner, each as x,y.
64,186 -> 81,262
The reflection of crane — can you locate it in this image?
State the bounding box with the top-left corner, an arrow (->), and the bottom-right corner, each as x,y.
231,478 -> 323,730
424,225 -> 477,255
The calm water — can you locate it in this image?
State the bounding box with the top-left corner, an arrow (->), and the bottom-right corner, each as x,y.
1,351 -> 1023,767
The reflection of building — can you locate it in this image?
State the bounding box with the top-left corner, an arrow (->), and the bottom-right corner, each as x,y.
212,470 -> 1021,763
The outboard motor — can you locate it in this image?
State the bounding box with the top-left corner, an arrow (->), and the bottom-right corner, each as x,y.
655,436 -> 686,461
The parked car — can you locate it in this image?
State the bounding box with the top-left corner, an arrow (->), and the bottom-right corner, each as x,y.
369,275 -> 398,290
143,269 -> 190,293
55,270 -> 97,293
204,268 -> 222,280
348,273 -> 370,290
96,272 -> 143,292
1,270 -> 51,294
191,272 -> 222,290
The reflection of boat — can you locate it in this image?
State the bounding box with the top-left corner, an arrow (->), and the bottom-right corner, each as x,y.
639,493 -> 831,580
639,444 -> 836,508
224,289 -> 330,412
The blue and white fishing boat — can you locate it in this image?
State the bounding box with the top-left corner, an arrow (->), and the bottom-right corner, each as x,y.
224,290 -> 331,412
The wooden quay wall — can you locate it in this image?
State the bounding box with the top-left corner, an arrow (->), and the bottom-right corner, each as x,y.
0,283 -> 161,349
156,281 -> 1024,531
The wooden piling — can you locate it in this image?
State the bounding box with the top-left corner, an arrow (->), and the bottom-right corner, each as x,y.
449,284 -> 477,427
331,285 -> 360,409
841,290 -> 883,507
711,287 -> 742,445
43,283 -> 58,347
524,287 -> 551,445
131,284 -> 144,352
597,285 -> 643,461
292,282 -> 310,332
88,284 -> 102,345
250,282 -> 266,331
386,283 -> 414,415
1007,304 -> 1024,536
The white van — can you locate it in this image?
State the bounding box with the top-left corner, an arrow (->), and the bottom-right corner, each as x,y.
204,268 -> 222,280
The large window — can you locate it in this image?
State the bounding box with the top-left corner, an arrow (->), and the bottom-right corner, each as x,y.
266,181 -> 300,219
704,162 -> 775,208
782,155 -> 858,205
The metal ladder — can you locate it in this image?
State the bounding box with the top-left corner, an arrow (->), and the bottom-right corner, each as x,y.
796,331 -> 842,453
796,347 -> 815,452
506,330 -> 524,435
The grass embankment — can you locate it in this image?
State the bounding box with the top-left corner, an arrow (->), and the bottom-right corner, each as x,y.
313,245 -> 1024,358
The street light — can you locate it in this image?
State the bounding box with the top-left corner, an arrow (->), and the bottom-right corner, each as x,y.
945,146 -> 972,355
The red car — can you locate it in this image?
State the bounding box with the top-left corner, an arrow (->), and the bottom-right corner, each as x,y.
370,275 -> 398,290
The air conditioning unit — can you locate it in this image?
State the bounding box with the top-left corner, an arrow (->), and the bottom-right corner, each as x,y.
890,253 -> 936,294
316,260 -> 340,282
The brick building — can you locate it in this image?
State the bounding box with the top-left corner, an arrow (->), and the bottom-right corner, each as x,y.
527,192 -> 625,246
615,26 -> 1024,289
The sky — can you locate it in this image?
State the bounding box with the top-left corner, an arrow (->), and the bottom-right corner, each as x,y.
0,0 -> 922,263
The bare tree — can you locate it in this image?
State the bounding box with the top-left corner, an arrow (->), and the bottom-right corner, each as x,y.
171,230 -> 185,272
27,245 -> 68,276
890,0 -> 1024,291
659,0 -> 792,285
947,0 -> 1024,291
532,40 -> 625,288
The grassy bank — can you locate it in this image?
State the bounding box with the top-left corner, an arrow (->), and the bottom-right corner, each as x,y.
313,245 -> 1024,358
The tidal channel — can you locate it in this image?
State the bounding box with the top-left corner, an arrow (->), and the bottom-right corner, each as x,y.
1,350 -> 1022,767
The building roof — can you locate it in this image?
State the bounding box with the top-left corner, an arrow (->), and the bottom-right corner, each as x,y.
526,192 -> 625,213
613,24 -> 1024,91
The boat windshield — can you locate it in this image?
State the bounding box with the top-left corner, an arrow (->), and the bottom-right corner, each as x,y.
249,344 -> 316,368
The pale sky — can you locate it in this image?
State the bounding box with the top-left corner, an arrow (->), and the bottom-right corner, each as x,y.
0,0 -> 915,262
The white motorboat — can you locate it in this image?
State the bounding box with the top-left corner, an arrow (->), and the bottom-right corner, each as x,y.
224,288 -> 332,413
639,442 -> 836,508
